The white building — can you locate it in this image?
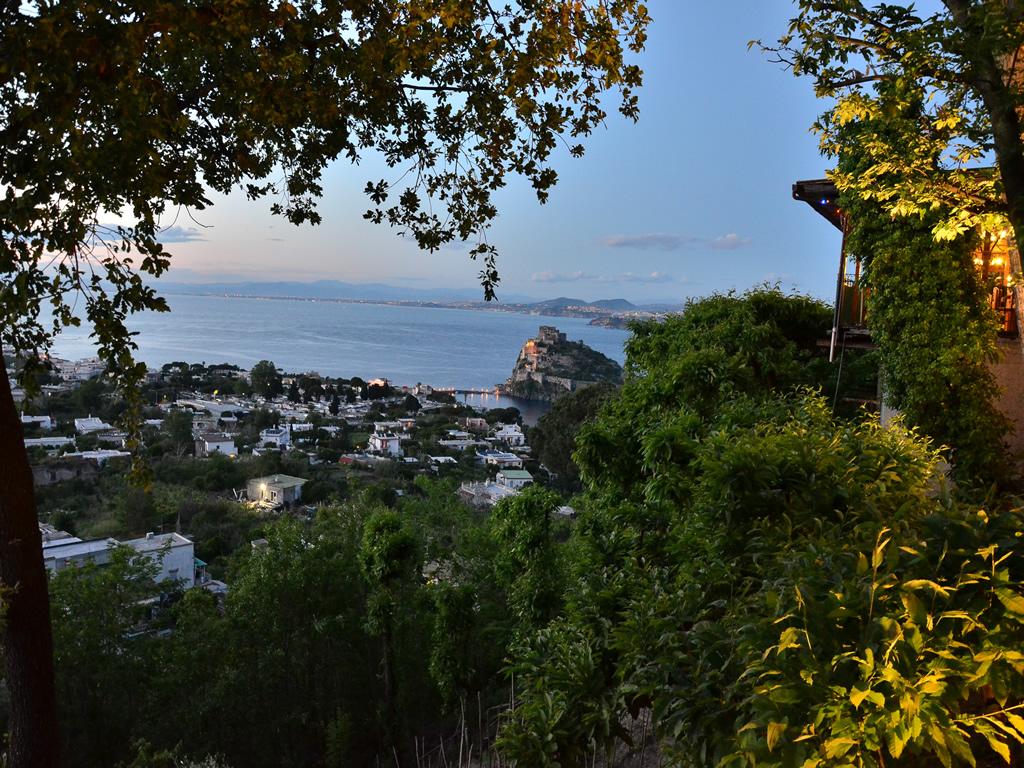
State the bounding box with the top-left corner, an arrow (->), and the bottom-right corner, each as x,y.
493,423 -> 526,447
43,537 -> 117,572
369,430 -> 403,457
247,474 -> 307,505
496,469 -> 534,489
24,436 -> 75,449
196,433 -> 237,458
74,416 -> 113,434
21,415 -> 55,430
63,449 -> 131,465
122,532 -> 196,588
53,357 -> 105,382
458,481 -> 521,508
259,425 -> 290,449
478,450 -> 524,469
42,527 -> 198,589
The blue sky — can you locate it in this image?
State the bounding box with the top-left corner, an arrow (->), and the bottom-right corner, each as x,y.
159,0 -> 846,304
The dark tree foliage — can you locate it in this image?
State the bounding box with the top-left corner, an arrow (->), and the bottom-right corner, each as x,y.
250,361 -> 283,399
530,383 -> 617,492
499,288 -> 1024,768
43,486 -> 512,768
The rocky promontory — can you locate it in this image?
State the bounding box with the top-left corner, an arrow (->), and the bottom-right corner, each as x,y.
502,326 -> 623,402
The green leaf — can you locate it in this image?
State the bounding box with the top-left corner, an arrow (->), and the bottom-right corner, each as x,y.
996,587 -> 1024,616
850,686 -> 871,709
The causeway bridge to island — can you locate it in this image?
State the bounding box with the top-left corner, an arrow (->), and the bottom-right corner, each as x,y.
432,386 -> 503,396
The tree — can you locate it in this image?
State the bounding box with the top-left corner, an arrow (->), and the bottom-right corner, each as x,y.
359,509 -> 420,750
329,394 -> 340,417
764,1 -> 1024,266
162,410 -> 194,457
49,547 -> 163,768
836,127 -> 1013,485
499,289 -> 1024,767
0,4 -> 650,762
530,383 -> 617,491
489,486 -> 566,633
250,361 -> 283,400
402,394 -> 421,413
286,380 -> 300,403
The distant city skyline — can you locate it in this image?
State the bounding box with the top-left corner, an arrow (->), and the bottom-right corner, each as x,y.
141,1 -> 846,304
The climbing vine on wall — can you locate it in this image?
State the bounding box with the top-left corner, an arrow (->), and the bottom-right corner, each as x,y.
841,182 -> 1011,487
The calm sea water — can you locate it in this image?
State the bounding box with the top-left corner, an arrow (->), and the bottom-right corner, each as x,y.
50,293 -> 631,395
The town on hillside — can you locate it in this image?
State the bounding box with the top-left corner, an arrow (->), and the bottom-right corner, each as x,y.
13,330 -> 612,595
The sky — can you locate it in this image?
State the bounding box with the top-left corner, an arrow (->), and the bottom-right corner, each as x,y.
155,0 -> 847,305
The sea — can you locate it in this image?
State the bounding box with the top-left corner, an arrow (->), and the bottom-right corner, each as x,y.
50,293 -> 632,424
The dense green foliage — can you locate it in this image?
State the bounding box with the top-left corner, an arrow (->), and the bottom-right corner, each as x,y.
36,290 -> 1024,767
530,383 -> 618,491
835,106 -> 1013,488
497,288 -> 1024,767
41,480 -> 528,767
844,202 -> 1011,487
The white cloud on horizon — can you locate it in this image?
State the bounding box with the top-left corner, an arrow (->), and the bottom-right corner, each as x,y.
531,270 -> 677,285
603,233 -> 696,251
710,233 -> 752,250
603,231 -> 752,252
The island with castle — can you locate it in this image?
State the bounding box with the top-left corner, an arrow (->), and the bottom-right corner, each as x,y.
502,326 -> 624,402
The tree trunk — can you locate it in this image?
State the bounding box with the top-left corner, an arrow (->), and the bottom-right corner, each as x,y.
0,352 -> 60,768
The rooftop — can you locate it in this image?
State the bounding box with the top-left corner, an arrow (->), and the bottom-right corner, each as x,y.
121,532 -> 194,553
499,469 -> 533,480
251,474 -> 307,489
42,538 -> 116,560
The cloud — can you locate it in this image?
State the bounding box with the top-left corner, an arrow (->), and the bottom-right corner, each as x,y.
159,225 -> 208,243
603,233 -> 696,251
710,233 -> 752,250
602,271 -> 675,284
531,270 -> 597,283
602,232 -> 752,252
531,270 -> 677,285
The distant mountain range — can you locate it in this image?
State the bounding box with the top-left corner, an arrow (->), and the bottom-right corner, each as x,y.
155,279 -> 677,313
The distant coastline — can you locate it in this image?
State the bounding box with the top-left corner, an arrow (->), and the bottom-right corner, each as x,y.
159,287 -> 674,324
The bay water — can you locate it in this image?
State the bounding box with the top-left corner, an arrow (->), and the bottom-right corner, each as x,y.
50,294 -> 631,421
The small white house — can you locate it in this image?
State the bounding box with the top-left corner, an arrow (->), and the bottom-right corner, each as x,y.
74,416 -> 113,434
21,415 -> 55,430
369,430 -> 403,457
259,425 -> 290,449
247,474 -> 307,505
197,433 -> 237,458
43,537 -> 117,572
63,449 -> 131,465
493,423 -> 526,447
24,436 -> 76,449
496,469 -> 533,489
122,532 -> 196,588
479,450 -> 524,469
